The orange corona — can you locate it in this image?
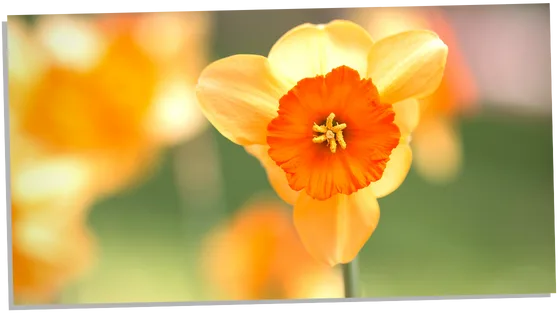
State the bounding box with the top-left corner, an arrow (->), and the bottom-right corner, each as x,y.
268,66 -> 401,200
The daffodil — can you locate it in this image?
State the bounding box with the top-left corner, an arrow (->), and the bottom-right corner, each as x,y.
12,203 -> 96,304
201,198 -> 343,300
353,7 -> 478,183
10,136 -> 98,304
196,20 -> 448,265
9,12 -> 210,196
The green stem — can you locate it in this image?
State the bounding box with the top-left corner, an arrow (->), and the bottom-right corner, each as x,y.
342,257 -> 360,298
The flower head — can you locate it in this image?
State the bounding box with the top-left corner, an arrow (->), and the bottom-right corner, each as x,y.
9,12 -> 210,196
196,20 -> 448,265
10,144 -> 97,304
12,203 -> 96,304
201,198 -> 343,300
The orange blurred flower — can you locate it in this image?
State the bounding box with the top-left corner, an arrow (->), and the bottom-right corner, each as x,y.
7,12 -> 211,303
10,135 -> 97,304
9,12 -> 211,196
11,204 -> 96,304
353,7 -> 478,183
201,197 -> 343,300
196,20 -> 448,265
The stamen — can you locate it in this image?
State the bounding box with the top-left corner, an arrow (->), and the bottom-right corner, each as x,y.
329,138 -> 337,153
336,132 -> 347,149
326,113 -> 335,129
312,112 -> 347,153
312,123 -> 327,133
312,134 -> 328,144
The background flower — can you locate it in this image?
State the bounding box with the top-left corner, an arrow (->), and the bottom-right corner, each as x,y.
8,11 -> 211,304
10,126 -> 98,304
11,12 -> 211,196
200,196 -> 343,300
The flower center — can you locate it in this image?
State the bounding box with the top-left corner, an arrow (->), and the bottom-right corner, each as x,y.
312,113 -> 347,153
266,65 -> 401,200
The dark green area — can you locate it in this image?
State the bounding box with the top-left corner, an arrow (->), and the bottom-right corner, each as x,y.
62,110 -> 555,303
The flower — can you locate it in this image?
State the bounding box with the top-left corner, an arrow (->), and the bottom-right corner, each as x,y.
94,12 -> 212,146
12,204 -> 96,304
201,197 -> 343,300
10,137 -> 98,304
196,20 -> 448,265
9,12 -> 211,197
353,7 -> 478,183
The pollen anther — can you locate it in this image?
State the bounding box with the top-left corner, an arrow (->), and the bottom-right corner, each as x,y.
312,112 -> 347,153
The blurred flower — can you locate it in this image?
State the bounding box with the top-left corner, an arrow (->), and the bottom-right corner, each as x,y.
352,7 -> 479,183
12,204 -> 96,304
7,12 -> 211,303
196,20 -> 448,265
9,12 -> 211,196
10,132 -> 97,304
201,197 -> 343,300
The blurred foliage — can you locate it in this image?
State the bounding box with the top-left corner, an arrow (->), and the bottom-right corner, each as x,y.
11,8 -> 39,26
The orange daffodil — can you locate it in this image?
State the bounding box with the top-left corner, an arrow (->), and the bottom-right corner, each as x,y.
196,20 -> 448,266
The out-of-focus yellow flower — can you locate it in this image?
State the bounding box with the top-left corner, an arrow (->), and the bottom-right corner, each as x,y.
7,12 -> 211,304
12,203 -> 96,304
10,136 -> 97,304
9,12 -> 211,196
196,20 -> 448,265
94,12 -> 212,146
201,198 -> 343,300
353,7 -> 478,183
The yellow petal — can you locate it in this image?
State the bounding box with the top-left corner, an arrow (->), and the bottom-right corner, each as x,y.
196,55 -> 288,146
245,144 -> 299,205
392,98 -> 420,137
412,118 -> 462,184
267,20 -> 375,86
293,188 -> 380,266
367,30 -> 448,104
369,142 -> 413,199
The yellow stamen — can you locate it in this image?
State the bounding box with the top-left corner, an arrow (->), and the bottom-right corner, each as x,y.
312,112 -> 347,153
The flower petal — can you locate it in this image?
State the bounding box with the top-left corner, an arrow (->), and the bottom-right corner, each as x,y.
268,20 -> 375,86
293,188 -> 380,266
196,55 -> 288,146
369,142 -> 413,199
392,98 -> 420,137
367,30 -> 448,104
245,144 -> 299,205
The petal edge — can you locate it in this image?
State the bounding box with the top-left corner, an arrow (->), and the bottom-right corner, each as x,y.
368,30 -> 448,104
196,55 -> 288,146
245,144 -> 299,205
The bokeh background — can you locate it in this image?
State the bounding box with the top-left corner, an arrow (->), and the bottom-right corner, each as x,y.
7,3 -> 555,305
